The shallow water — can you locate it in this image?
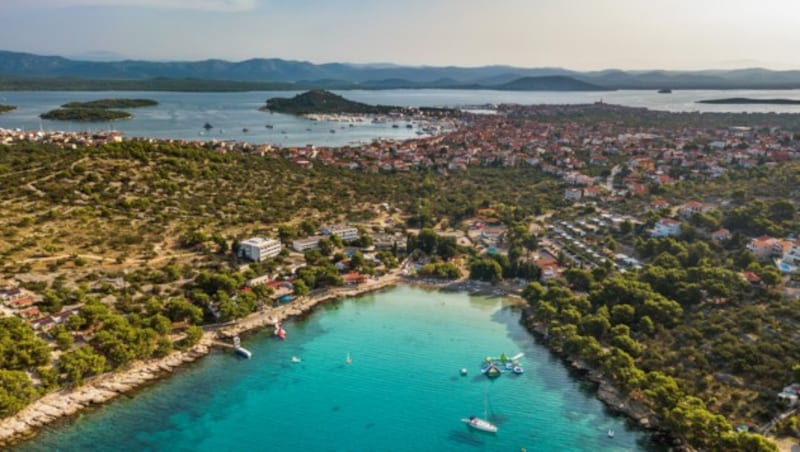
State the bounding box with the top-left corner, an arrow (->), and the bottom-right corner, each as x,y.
16,286 -> 661,452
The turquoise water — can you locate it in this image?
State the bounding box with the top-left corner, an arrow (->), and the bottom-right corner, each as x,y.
16,286 -> 660,451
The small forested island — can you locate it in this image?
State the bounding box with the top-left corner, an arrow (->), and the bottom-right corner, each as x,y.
699,97 -> 800,105
61,98 -> 158,109
39,98 -> 157,122
0,104 -> 16,114
40,108 -> 132,122
262,89 -> 399,115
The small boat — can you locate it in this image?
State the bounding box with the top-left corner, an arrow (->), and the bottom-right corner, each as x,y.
234,346 -> 252,359
345,352 -> 352,365
460,368 -> 468,376
265,124 -> 273,129
657,88 -> 672,94
330,129 -> 336,133
392,124 -> 399,128
513,366 -> 524,374
291,356 -> 301,363
203,122 -> 213,130
608,429 -> 615,438
461,416 -> 498,433
274,322 -> 286,340
242,128 -> 249,133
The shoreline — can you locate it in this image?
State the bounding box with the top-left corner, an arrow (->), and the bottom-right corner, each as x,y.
0,273 -> 402,448
521,311 -> 682,449
1,275 -> 751,451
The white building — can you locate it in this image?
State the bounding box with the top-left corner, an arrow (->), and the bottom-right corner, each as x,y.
564,188 -> 583,201
322,225 -> 359,242
239,237 -> 282,262
651,218 -> 682,238
293,236 -> 323,253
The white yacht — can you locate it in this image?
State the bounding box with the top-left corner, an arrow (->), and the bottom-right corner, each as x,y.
461,416 -> 498,433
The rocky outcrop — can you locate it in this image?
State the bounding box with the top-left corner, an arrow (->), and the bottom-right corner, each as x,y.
0,344 -> 210,447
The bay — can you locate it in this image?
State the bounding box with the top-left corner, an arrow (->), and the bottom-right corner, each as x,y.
15,286 -> 661,452
2,89 -> 800,147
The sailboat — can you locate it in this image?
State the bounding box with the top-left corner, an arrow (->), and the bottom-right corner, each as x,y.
345,352 -> 352,365
461,387 -> 498,433
461,416 -> 498,433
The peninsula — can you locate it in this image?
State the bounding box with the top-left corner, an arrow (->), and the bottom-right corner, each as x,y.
698,97 -> 800,105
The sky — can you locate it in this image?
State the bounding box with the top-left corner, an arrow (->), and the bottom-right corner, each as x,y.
1,0 -> 799,70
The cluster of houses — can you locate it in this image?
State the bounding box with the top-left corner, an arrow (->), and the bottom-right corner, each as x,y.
0,128 -> 123,148
8,104 -> 800,191
0,286 -> 37,319
0,286 -> 80,331
747,235 -> 800,274
238,224 -> 408,261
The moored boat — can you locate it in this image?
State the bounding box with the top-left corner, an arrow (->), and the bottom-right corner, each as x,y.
461,416 -> 498,433
274,321 -> 286,340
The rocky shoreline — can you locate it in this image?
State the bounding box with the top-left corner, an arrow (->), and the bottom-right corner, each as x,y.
1,275 -> 687,449
0,343 -> 211,447
521,309 -> 687,450
0,274 -> 401,448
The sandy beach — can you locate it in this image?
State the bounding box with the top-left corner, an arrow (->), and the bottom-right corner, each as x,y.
0,272 -> 403,447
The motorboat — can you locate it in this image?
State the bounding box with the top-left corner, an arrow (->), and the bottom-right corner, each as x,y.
461,416 -> 498,433
274,322 -> 286,340
608,429 -> 615,438
291,356 -> 301,363
460,368 -> 468,376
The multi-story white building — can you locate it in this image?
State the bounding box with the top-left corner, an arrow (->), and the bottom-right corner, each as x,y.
292,236 -> 323,253
322,225 -> 359,242
239,237 -> 282,262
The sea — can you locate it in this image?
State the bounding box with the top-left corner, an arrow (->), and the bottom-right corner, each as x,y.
14,286 -> 664,451
2,89 -> 800,146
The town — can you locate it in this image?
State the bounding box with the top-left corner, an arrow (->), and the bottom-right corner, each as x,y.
1,102 -> 799,451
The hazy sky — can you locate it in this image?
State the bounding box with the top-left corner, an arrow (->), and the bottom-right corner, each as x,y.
2,0 -> 799,70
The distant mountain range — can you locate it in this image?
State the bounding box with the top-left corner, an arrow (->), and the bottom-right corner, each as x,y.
2,50 -> 800,90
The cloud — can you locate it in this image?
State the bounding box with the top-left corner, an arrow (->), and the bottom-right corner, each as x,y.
5,0 -> 259,12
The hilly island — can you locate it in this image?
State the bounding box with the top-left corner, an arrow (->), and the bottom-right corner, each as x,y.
261,89 -> 455,116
